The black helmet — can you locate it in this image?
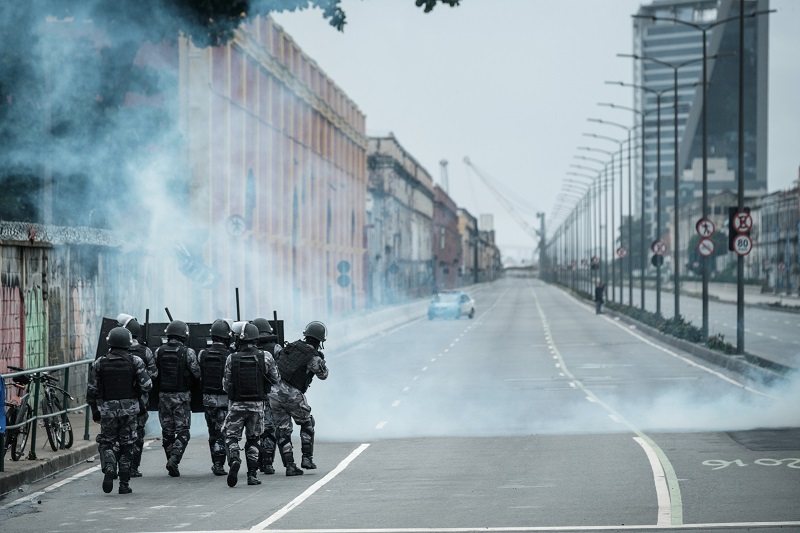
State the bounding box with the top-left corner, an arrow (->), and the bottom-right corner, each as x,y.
251,318 -> 273,338
117,313 -> 141,339
165,320 -> 189,340
231,321 -> 247,340
240,323 -> 259,342
210,319 -> 232,339
107,326 -> 133,348
303,321 -> 327,342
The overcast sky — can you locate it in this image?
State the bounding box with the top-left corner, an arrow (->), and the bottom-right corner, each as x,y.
272,0 -> 799,261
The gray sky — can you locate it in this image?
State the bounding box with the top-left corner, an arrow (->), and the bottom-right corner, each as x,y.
272,0 -> 800,261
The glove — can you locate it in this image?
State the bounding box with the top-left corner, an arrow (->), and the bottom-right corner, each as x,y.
91,406 -> 101,423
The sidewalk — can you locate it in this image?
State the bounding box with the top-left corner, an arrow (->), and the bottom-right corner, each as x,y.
676,280 -> 800,309
0,411 -> 100,499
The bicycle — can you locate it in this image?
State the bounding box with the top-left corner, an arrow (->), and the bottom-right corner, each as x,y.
4,367 -> 33,461
39,372 -> 75,451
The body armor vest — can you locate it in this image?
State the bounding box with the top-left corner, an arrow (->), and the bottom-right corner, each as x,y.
98,352 -> 137,401
157,342 -> 189,392
276,341 -> 317,393
200,344 -> 227,395
229,349 -> 265,401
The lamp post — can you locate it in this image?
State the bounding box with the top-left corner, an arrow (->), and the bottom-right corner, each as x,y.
568,170 -> 602,288
588,119 -> 638,306
619,54 -> 718,321
607,81 -> 670,318
633,7 -> 774,340
598,102 -> 648,310
584,132 -> 625,304
578,147 -> 614,297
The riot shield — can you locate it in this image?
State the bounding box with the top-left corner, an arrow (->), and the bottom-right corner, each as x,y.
95,317 -> 119,360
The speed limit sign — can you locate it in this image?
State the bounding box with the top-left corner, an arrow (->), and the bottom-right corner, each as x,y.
733,234 -> 753,256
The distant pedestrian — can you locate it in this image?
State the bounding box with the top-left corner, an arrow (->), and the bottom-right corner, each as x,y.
269,321 -> 329,476
594,281 -> 606,314
155,319 -> 201,477
88,327 -> 152,494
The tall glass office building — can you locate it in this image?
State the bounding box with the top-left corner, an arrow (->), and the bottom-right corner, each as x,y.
632,0 -> 769,237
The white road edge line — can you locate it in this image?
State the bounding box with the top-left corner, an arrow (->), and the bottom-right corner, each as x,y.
250,443 -> 370,531
1,463 -> 100,509
633,437 -> 671,526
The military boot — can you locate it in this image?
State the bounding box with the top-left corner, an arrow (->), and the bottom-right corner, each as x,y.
301,455 -> 317,469
260,452 -> 275,475
285,463 -> 304,476
166,455 -> 180,477
102,464 -> 116,494
118,482 -> 132,495
227,452 -> 241,488
211,462 -> 227,476
247,471 -> 261,485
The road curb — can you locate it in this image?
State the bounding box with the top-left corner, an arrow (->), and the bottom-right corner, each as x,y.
0,441 -> 98,497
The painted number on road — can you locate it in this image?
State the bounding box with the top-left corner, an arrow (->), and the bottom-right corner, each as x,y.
703,458 -> 800,470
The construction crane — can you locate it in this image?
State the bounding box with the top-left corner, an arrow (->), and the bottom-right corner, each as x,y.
463,157 -> 542,248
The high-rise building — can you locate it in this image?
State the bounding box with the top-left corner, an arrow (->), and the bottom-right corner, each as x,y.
633,0 -> 769,240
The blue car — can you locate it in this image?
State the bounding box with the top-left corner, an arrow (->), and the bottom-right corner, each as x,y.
427,291 -> 475,320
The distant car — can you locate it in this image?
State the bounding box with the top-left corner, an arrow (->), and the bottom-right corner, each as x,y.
427,291 -> 475,320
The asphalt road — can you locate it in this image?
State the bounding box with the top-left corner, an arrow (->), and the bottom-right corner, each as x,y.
2,277 -> 799,532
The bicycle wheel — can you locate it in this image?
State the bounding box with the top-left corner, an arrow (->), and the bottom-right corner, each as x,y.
52,397 -> 74,449
41,395 -> 59,451
12,405 -> 32,461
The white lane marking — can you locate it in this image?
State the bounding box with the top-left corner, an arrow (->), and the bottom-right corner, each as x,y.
391,400 -> 400,407
585,396 -> 596,403
431,358 -> 437,362
156,520 -> 800,532
421,366 -> 428,372
634,437 -> 672,526
375,421 -> 387,429
251,443 -> 370,530
402,386 -> 410,393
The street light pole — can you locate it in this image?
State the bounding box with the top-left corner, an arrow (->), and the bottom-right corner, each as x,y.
607,81 -> 671,317
618,54 -> 713,320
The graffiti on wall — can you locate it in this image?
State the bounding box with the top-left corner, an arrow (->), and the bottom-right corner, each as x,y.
24,286 -> 47,368
0,276 -> 23,373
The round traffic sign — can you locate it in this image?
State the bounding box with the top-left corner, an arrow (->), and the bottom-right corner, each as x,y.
651,240 -> 667,256
591,256 -> 600,265
733,234 -> 753,256
651,254 -> 664,267
778,262 -> 785,271
732,212 -> 753,233
695,218 -> 715,237
616,247 -> 627,258
697,238 -> 715,257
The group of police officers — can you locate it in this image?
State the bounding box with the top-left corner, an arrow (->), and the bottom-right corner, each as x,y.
87,314 -> 329,494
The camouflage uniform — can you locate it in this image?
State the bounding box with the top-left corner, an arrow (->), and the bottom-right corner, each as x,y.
269,339 -> 328,473
222,345 -> 281,486
256,339 -> 282,474
198,341 -> 231,475
129,339 -> 157,476
87,347 -> 152,493
155,339 -> 200,476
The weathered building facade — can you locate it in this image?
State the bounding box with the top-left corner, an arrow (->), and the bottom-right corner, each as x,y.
366,136 -> 435,305
432,186 -> 462,291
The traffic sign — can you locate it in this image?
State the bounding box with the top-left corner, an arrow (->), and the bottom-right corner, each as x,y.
616,247 -> 627,258
651,255 -> 664,267
696,218 -> 715,237
591,256 -> 600,265
778,262 -> 786,271
697,238 -> 715,257
651,240 -> 667,256
733,234 -> 753,256
732,211 -> 753,233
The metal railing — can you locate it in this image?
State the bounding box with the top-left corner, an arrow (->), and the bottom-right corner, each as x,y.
1,360 -> 93,471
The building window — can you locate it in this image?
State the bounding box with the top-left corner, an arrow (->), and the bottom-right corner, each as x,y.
439,227 -> 445,250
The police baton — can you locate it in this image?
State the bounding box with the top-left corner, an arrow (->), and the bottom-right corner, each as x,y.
143,308 -> 150,347
165,307 -> 173,322
235,287 -> 241,321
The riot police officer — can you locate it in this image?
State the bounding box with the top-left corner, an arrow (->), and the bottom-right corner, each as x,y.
87,327 -> 152,494
117,313 -> 158,477
251,317 -> 282,475
198,319 -> 233,476
269,321 -> 329,476
222,323 -> 282,487
154,319 -> 201,477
